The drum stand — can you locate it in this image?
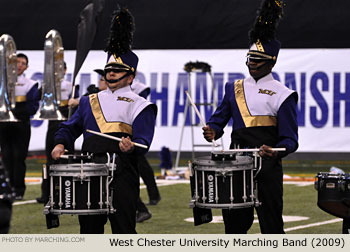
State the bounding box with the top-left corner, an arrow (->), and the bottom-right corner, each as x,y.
175,61 -> 223,172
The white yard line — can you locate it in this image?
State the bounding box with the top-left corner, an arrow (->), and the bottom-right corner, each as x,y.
284,218 -> 343,232
13,200 -> 37,206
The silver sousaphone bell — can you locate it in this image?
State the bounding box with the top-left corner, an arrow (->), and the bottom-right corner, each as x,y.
0,34 -> 19,122
33,29 -> 66,120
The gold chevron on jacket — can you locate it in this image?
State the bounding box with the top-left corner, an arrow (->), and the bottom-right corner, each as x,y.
89,93 -> 133,135
234,79 -> 277,127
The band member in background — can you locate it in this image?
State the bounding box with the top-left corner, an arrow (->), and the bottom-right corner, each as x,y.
131,77 -> 161,223
91,69 -> 108,93
37,62 -> 79,204
202,0 -> 298,233
51,8 -> 157,233
68,69 -> 108,108
0,53 -> 39,200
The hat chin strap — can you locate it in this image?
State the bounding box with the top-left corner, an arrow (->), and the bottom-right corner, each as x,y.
105,72 -> 131,83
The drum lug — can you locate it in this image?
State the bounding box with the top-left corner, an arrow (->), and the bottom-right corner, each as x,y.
254,200 -> 262,207
339,180 -> 346,191
49,197 -> 55,209
319,179 -> 324,190
215,196 -> 219,204
189,199 -> 196,208
109,203 -> 116,213
229,196 -> 234,203
43,203 -> 51,215
195,194 -> 200,201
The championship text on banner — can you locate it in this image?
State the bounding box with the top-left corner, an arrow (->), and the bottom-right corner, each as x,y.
22,49 -> 350,152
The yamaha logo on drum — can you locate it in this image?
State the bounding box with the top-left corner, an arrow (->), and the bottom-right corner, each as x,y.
64,179 -> 72,208
207,174 -> 215,203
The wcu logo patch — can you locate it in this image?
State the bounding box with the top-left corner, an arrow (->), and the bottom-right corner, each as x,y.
117,96 -> 134,103
258,89 -> 276,96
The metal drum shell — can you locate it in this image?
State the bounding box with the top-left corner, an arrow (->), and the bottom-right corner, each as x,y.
48,163 -> 111,215
191,155 -> 258,209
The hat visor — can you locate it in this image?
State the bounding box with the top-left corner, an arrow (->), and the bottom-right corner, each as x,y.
247,51 -> 275,60
104,63 -> 133,73
94,69 -> 105,76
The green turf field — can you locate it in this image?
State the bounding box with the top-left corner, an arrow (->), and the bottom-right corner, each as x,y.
7,156 -> 348,234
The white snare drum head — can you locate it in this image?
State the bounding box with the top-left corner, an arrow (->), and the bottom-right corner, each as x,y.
50,163 -> 109,176
193,155 -> 254,171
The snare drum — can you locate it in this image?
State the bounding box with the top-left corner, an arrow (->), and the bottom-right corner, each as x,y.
315,172 -> 350,218
191,154 -> 260,209
47,162 -> 113,215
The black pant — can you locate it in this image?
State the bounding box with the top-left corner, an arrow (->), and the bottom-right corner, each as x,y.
137,198 -> 148,212
137,155 -> 160,212
78,155 -> 139,234
0,200 -> 12,234
0,121 -> 31,197
138,155 -> 160,201
222,158 -> 284,234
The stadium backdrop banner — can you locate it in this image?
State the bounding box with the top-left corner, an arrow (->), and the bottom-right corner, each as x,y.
22,49 -> 350,153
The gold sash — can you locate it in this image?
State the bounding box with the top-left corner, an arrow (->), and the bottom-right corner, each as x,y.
15,95 -> 26,102
89,94 -> 132,134
234,79 -> 277,127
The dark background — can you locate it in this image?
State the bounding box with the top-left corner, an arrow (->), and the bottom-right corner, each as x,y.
0,0 -> 349,50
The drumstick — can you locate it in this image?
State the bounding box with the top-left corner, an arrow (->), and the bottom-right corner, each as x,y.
226,148 -> 286,152
86,129 -> 148,149
185,91 -> 218,147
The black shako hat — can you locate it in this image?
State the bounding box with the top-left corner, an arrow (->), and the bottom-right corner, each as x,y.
104,7 -> 138,75
247,0 -> 284,61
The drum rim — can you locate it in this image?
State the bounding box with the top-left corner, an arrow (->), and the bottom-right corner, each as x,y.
193,155 -> 254,166
193,164 -> 255,171
49,172 -> 109,176
50,163 -> 110,173
49,209 -> 111,215
195,202 -> 256,209
316,172 -> 349,176
51,163 -> 109,168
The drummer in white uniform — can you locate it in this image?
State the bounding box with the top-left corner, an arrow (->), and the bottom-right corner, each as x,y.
202,0 -> 298,234
51,7 -> 157,233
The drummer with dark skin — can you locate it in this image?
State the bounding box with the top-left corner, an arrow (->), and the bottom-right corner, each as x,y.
202,14 -> 298,232
203,59 -> 281,158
